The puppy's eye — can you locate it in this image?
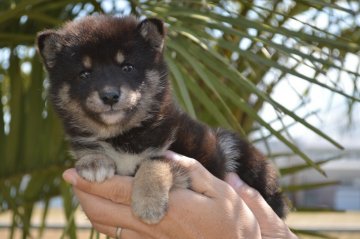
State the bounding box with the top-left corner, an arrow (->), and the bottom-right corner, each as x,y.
79,71 -> 91,80
121,64 -> 135,73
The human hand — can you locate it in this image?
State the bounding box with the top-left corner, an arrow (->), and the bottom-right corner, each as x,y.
62,151 -> 296,239
225,172 -> 297,239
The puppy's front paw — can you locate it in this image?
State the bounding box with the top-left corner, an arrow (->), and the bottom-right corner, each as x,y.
132,191 -> 169,224
131,159 -> 174,224
75,155 -> 116,182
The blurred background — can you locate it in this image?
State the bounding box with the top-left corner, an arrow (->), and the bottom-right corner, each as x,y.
0,0 -> 359,238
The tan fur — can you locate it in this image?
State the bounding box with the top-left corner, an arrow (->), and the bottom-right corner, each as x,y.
56,77 -> 159,138
85,91 -> 104,113
115,51 -> 125,64
170,160 -> 191,189
82,55 -> 92,69
132,160 -> 174,224
56,84 -> 110,135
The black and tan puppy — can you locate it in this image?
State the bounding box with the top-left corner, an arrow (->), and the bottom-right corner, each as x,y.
36,15 -> 285,224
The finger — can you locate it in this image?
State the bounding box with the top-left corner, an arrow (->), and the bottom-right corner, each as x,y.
238,184 -> 297,238
91,223 -> 150,239
73,187 -> 150,234
121,228 -> 152,239
227,173 -> 298,238
165,151 -> 223,197
169,188 -> 261,239
225,173 -> 285,227
63,168 -> 133,205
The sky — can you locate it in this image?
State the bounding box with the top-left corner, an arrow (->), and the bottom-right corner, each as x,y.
261,51 -> 360,145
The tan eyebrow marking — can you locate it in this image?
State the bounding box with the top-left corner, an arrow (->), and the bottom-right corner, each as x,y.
82,55 -> 92,69
115,51 -> 125,64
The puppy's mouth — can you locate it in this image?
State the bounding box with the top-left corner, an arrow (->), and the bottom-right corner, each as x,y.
85,88 -> 142,125
100,109 -> 125,125
102,108 -> 122,115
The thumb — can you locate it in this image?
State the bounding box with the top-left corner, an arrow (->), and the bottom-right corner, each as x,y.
63,168 -> 133,205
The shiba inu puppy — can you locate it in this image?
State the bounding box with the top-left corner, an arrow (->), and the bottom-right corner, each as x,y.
36,15 -> 285,224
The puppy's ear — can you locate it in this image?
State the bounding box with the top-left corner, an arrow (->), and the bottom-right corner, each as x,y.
36,30 -> 62,68
138,18 -> 166,52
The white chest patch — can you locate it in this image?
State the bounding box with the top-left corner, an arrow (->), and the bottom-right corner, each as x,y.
113,152 -> 145,176
100,142 -> 163,176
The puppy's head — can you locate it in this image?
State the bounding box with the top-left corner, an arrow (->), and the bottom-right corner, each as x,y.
37,16 -> 168,137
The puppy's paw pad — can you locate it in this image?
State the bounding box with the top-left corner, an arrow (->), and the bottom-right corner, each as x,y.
132,196 -> 168,224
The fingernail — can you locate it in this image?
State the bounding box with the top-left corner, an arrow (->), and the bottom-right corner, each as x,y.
226,173 -> 244,189
62,169 -> 77,185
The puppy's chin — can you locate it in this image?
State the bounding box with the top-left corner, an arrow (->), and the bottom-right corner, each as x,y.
100,110 -> 125,125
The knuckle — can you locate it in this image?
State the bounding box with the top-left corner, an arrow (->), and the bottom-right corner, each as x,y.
187,160 -> 203,173
240,185 -> 261,201
222,182 -> 238,198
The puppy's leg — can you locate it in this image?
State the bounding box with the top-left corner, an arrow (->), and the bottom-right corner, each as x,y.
75,154 -> 116,183
132,159 -> 190,224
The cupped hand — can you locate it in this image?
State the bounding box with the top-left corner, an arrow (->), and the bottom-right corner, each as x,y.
63,151 -> 297,239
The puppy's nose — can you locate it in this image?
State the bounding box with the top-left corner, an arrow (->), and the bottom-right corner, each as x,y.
100,90 -> 120,106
